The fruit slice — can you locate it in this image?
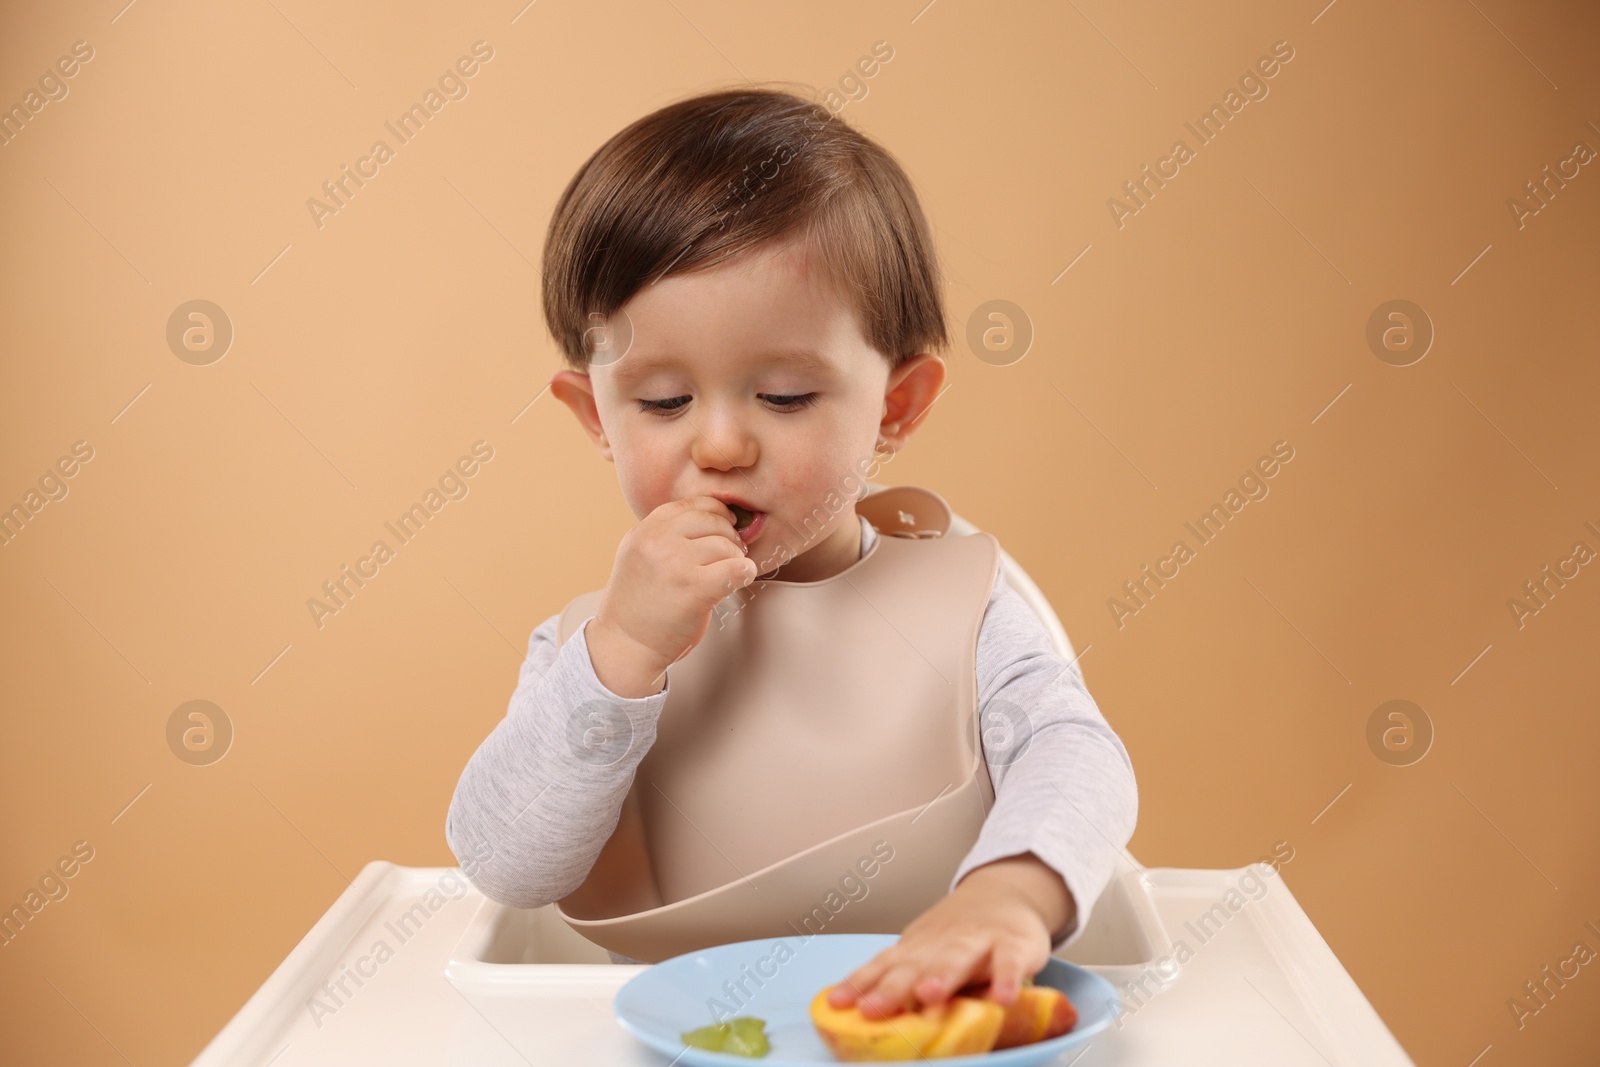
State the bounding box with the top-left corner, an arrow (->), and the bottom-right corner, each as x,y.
723,1016 -> 771,1057
680,1015 -> 770,1057
809,986 -> 943,1061
920,996 -> 1005,1057
681,1022 -> 727,1050
990,986 -> 1078,1049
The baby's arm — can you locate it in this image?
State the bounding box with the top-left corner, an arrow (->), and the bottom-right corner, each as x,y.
950,567 -> 1139,950
826,567 -> 1139,1017
444,614 -> 669,909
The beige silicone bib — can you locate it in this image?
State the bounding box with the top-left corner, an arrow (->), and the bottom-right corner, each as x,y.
551,485 -> 1001,962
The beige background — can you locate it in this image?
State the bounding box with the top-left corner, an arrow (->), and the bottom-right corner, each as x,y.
2,0 -> 1597,1063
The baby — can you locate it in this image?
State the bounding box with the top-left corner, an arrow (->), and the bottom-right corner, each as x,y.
447,85 -> 1137,1022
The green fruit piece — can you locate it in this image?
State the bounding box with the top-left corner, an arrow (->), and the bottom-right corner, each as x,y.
681,1022 -> 729,1050
728,503 -> 754,530
680,1016 -> 769,1057
723,1016 -> 770,1057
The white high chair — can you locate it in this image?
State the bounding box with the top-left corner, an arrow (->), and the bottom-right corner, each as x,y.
190,490 -> 1416,1065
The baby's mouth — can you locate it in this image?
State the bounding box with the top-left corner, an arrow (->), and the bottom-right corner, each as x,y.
726,503 -> 767,545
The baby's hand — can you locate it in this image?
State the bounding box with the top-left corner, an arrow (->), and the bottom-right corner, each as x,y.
586,496 -> 757,696
824,862 -> 1060,1019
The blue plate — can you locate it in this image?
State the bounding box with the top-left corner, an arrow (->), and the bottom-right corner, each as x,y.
614,933 -> 1119,1065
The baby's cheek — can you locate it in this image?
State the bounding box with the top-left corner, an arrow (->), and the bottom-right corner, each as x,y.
613,453 -> 669,508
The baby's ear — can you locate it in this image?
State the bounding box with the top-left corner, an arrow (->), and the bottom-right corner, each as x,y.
549,370 -> 613,460
879,352 -> 946,452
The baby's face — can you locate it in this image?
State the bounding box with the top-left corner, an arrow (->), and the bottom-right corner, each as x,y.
555,236 -> 937,581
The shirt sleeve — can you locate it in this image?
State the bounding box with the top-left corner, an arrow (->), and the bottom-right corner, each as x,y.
444,613 -> 671,909
947,567 -> 1140,952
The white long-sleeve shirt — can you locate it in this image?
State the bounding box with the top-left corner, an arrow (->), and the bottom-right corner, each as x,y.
446,515 -> 1138,963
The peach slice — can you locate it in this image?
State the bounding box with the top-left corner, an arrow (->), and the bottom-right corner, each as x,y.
919,995 -> 1005,1057
985,985 -> 1078,1049
809,986 -> 944,1061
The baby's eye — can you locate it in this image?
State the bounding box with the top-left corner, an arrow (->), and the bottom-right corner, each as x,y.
638,396 -> 690,414
760,393 -> 820,412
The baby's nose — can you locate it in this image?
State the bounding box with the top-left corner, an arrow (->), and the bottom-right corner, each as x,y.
689,416 -> 758,470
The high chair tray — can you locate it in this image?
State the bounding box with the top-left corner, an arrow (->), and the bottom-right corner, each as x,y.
189,861 -> 1414,1065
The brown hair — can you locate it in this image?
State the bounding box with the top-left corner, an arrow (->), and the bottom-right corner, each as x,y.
541,84 -> 947,372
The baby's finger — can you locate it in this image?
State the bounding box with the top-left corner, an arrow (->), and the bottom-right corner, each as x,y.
825,982 -> 859,1008
984,939 -> 1044,1007
680,495 -> 747,534
911,939 -> 990,1007
826,949 -> 902,1008
856,963 -> 923,1019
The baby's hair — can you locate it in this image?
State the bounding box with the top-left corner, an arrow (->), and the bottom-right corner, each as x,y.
541,83 -> 948,372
